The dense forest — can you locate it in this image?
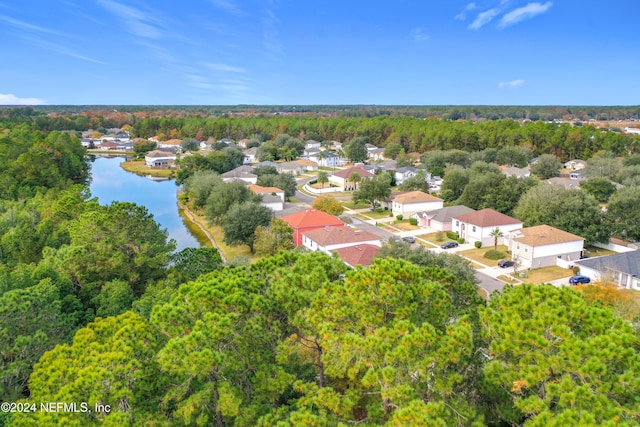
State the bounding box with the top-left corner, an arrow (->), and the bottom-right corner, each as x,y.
1,111 -> 640,426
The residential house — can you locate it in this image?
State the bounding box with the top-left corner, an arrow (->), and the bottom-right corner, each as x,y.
145,150 -> 177,168
329,166 -> 374,189
332,244 -> 381,268
303,147 -> 321,158
564,159 -> 587,170
502,165 -> 531,179
331,141 -> 343,151
546,177 -> 581,189
304,140 -> 322,150
158,139 -> 182,153
509,225 -> 585,269
98,141 -> 118,150
394,166 -> 430,185
378,159 -> 398,170
412,205 -> 475,231
451,208 -> 523,247
237,138 -> 250,149
278,162 -> 305,176
281,209 -> 345,246
248,184 -> 285,212
624,127 -> 640,135
391,191 -> 443,217
221,165 -> 258,184
569,169 -> 585,180
367,147 -> 385,161
574,250 -> 640,291
302,226 -> 382,254
243,147 -> 258,164
310,151 -> 340,168
292,159 -> 318,172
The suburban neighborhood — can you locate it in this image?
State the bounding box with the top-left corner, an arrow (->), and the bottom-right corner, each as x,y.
84,126 -> 640,297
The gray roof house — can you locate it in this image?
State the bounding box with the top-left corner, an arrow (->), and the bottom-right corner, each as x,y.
574,250 -> 640,291
412,205 -> 475,231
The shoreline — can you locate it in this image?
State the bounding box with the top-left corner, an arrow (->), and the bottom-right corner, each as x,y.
178,202 -> 228,262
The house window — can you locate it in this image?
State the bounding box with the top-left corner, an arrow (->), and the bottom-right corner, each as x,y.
516,244 -> 520,250
472,226 -> 476,232
524,248 -> 528,252
455,221 -> 459,226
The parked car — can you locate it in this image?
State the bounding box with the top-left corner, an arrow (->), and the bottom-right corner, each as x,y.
569,275 -> 591,285
441,241 -> 458,249
402,236 -> 416,244
498,260 -> 514,268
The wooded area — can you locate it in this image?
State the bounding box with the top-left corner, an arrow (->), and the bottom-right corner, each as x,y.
1,110 -> 640,426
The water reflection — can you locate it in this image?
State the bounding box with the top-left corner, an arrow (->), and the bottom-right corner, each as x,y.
88,155 -> 200,251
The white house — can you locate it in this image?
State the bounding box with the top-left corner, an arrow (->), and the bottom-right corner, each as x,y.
367,147 -> 385,161
451,208 -> 523,247
221,165 -> 258,184
329,166 -> 374,189
243,147 -> 258,164
309,151 -> 340,168
394,167 -> 417,185
391,191 -> 443,217
412,205 -> 475,231
564,159 -> 587,170
144,150 -> 176,168
574,250 -> 640,291
304,140 -> 322,150
302,226 -> 382,254
509,225 -> 584,269
248,184 -> 285,205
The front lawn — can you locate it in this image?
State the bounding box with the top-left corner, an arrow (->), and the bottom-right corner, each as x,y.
459,245 -> 509,267
513,266 -> 572,284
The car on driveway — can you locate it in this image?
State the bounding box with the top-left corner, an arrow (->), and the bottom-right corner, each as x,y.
402,236 -> 416,244
441,241 -> 458,249
498,260 -> 514,268
569,275 -> 591,285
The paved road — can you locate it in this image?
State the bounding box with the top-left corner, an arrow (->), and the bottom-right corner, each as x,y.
294,176 -> 317,206
348,216 -> 395,241
476,271 -> 507,296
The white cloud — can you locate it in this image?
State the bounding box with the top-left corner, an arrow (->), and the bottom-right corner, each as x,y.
208,0 -> 246,16
455,2 -> 478,20
0,14 -> 65,36
498,79 -> 525,88
0,93 -> 46,105
97,0 -> 162,39
468,8 -> 499,30
411,27 -> 430,42
204,63 -> 247,73
263,3 -> 285,59
21,35 -> 106,64
498,2 -> 553,28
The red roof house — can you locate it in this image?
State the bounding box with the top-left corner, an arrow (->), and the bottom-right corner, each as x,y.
281,209 -> 345,246
332,244 -> 381,267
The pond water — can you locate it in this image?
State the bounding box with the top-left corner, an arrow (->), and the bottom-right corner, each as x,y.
88,155 -> 201,251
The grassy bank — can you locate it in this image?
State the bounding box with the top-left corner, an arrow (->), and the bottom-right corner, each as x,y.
178,202 -> 260,263
120,160 -> 175,178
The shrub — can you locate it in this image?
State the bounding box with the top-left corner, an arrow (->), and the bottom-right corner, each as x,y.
474,241 -> 482,249
435,231 -> 445,242
446,231 -> 459,240
457,238 -> 465,244
572,265 -> 580,275
484,249 -> 506,260
396,214 -> 403,221
409,218 -> 418,226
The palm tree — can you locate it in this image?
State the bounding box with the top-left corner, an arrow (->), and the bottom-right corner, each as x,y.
490,227 -> 504,252
317,171 -> 329,189
348,172 -> 361,191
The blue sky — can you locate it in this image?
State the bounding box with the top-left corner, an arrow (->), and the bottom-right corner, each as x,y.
0,0 -> 638,105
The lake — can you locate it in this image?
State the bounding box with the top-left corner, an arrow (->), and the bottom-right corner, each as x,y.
88,155 -> 201,251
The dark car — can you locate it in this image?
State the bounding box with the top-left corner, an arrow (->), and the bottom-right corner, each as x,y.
402,236 -> 416,244
498,260 -> 514,268
569,275 -> 591,285
441,241 -> 458,249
